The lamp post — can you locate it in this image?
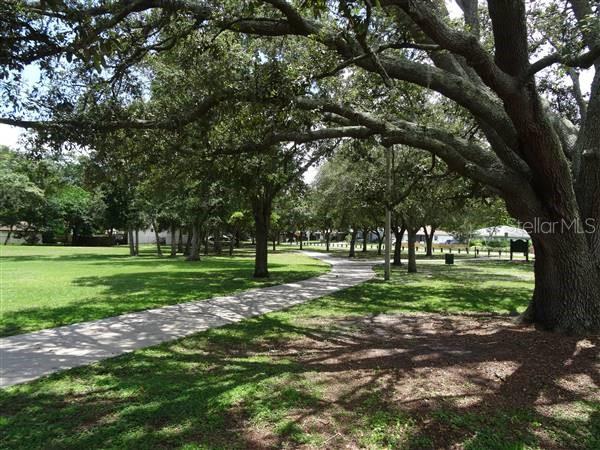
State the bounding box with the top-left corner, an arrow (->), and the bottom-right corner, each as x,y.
384,144 -> 392,281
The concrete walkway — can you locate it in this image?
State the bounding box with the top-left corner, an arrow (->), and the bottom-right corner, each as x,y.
1,252 -> 377,388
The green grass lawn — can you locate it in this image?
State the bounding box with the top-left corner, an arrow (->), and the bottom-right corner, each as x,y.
0,245 -> 329,337
3,258 -> 597,449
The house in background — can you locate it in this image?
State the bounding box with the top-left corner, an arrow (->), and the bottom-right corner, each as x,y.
396,227 -> 454,244
136,228 -> 174,245
1,226 -> 42,245
474,225 -> 529,241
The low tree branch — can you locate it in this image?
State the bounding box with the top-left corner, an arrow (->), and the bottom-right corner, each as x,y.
526,46 -> 600,80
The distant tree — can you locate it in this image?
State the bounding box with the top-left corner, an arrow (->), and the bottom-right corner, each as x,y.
444,198 -> 514,246
0,169 -> 45,244
49,186 -> 106,244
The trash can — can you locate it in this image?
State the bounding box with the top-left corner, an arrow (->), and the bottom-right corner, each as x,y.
445,253 -> 454,265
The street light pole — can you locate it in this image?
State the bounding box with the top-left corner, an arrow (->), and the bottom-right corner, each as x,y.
384,144 -> 392,281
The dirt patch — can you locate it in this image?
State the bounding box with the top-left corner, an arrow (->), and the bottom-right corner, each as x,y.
236,313 -> 599,449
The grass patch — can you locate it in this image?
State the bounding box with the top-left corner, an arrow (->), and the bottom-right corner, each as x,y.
0,245 -> 328,336
294,260 -> 533,318
2,256 -> 596,449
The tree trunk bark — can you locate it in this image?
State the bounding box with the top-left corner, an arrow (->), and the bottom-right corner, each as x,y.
348,228 -> 358,258
424,226 -> 436,257
152,220 -> 162,257
170,224 -> 177,257
325,230 -> 330,252
177,227 -> 184,253
299,230 -> 303,250
214,228 -> 222,254
520,232 -> 600,333
187,221 -> 201,261
393,226 -> 406,266
184,227 -> 192,256
407,228 -> 418,273
229,233 -> 235,256
128,227 -> 135,256
4,225 -> 12,245
362,227 -> 368,252
135,228 -> 140,256
252,198 -> 271,278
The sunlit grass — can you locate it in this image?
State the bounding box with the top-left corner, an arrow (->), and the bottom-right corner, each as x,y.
1,253 -> 596,449
0,245 -> 329,336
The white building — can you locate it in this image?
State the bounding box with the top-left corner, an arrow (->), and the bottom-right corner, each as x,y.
0,227 -> 42,245
474,225 -> 529,240
136,228 -> 180,245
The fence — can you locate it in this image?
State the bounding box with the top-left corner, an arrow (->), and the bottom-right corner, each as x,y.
280,240 -> 532,260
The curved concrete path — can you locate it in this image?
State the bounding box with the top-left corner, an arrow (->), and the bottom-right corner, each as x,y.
1,252 -> 377,388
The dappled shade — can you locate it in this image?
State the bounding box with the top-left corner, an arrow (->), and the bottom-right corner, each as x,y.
2,258 -> 596,449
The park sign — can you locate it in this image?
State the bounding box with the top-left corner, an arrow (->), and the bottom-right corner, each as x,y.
510,239 -> 529,262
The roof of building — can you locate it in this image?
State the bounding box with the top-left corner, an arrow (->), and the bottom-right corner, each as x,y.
416,227 -> 452,236
474,225 -> 529,239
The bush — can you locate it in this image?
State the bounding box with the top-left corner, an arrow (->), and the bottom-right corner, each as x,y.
484,239 -> 509,248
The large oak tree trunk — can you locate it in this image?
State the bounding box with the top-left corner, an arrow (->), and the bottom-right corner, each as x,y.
362,227 -> 368,252
348,228 -> 358,258
128,227 -> 135,256
184,227 -> 192,256
325,230 -> 330,252
186,221 -> 201,261
152,219 -> 162,257
521,232 -> 600,334
252,199 -> 271,278
407,228 -> 418,273
170,224 -> 177,257
393,226 -> 406,266
424,226 -> 436,257
177,228 -> 183,253
4,225 -> 12,245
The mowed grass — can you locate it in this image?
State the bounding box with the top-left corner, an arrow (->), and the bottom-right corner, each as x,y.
4,260 -> 596,449
298,259 -> 534,317
0,245 -> 329,337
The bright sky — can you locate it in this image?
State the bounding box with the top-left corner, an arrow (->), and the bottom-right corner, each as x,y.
303,164 -> 319,184
0,125 -> 23,149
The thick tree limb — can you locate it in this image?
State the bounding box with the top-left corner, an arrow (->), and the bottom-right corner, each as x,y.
568,69 -> 588,122
382,0 -> 517,97
0,93 -> 226,131
228,126 -> 376,154
289,96 -> 516,191
221,5 -> 519,149
526,46 -> 600,79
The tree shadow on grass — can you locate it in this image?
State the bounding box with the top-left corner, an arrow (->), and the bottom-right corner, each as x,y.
0,265 -> 326,337
298,275 -> 532,319
0,253 -> 135,263
1,314 -> 597,449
